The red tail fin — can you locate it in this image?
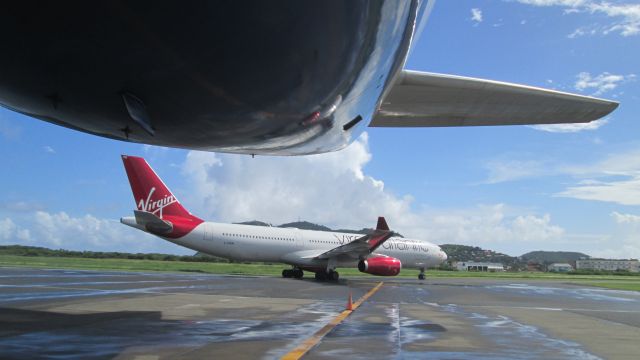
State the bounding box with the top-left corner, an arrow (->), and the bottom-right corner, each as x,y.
121,155 -> 199,221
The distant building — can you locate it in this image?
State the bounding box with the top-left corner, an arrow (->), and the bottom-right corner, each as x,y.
526,262 -> 544,272
576,259 -> 639,272
548,263 -> 573,272
455,261 -> 504,272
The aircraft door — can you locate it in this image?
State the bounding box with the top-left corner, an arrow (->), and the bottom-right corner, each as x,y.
294,229 -> 304,248
204,223 -> 212,242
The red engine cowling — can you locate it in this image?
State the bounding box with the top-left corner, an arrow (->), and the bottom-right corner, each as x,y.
358,256 -> 402,276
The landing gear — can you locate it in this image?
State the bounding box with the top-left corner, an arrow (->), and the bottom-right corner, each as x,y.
329,270 -> 339,281
418,268 -> 425,280
282,268 -> 304,279
315,270 -> 339,282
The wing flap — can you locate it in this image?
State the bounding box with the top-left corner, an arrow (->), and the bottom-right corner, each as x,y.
371,70 -> 619,127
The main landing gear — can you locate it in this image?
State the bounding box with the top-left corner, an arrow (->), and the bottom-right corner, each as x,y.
314,270 -> 339,282
418,268 -> 426,280
282,268 -> 303,279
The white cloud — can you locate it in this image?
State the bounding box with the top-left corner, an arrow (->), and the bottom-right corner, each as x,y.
567,27 -> 597,38
515,1 -> 588,5
553,148 -> 640,205
0,218 -> 31,243
513,0 -> 640,37
575,72 -> 634,96
483,159 -> 547,184
530,118 -> 609,133
424,205 -> 564,245
562,149 -> 640,177
181,134 -> 567,253
0,211 -> 189,254
590,246 -> 640,259
471,8 -> 483,23
483,146 -> 640,207
0,133 -> 570,255
557,176 -> 640,205
611,211 -> 640,224
43,146 -> 55,154
182,133 -> 409,229
142,144 -> 170,156
596,212 -> 640,258
591,2 -> 640,36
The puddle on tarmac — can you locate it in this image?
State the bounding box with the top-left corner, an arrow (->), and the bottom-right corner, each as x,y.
432,303 -> 602,360
306,290 -> 601,360
0,301 -> 342,360
488,283 -> 638,303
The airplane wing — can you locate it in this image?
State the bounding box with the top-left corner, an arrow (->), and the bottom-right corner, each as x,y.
315,217 -> 394,260
370,70 -> 619,127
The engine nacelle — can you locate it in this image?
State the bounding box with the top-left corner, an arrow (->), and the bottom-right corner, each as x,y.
358,256 -> 401,276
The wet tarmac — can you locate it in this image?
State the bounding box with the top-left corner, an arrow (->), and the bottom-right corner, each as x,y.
0,267 -> 638,359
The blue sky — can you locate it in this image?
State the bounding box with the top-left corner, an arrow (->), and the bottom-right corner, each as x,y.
1,0 -> 639,258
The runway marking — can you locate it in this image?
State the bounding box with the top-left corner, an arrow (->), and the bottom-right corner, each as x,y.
280,281 -> 384,360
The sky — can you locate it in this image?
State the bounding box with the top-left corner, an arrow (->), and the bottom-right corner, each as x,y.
1,0 -> 639,258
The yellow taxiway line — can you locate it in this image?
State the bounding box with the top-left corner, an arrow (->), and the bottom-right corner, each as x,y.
281,281 -> 384,360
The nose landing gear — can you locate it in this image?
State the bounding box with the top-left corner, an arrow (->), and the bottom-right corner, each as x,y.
418,268 -> 426,280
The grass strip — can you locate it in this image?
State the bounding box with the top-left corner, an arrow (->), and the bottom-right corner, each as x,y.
1,255 -> 639,289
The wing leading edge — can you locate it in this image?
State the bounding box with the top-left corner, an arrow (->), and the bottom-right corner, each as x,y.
371,70 -> 619,127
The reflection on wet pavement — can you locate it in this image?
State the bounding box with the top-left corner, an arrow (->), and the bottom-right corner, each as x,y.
488,283 -> 638,303
0,268 -> 638,359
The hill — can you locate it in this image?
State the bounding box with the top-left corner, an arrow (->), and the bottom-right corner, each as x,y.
520,251 -> 590,265
235,220 -> 272,227
439,244 -> 521,269
278,221 -> 332,231
0,245 -> 226,262
231,219 -> 406,236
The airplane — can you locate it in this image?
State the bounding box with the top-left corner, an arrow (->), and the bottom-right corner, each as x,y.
120,155 -> 447,280
0,1 -> 618,156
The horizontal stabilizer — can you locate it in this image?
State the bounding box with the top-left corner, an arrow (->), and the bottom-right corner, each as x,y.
134,210 -> 173,234
371,70 -> 619,127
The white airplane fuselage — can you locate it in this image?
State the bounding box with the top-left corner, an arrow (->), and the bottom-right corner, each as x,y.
123,219 -> 446,271
120,154 -> 447,279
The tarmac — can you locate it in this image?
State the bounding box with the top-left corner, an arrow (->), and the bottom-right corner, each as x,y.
0,267 -> 639,359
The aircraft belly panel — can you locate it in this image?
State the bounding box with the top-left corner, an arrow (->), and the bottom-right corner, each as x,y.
0,0 -> 421,155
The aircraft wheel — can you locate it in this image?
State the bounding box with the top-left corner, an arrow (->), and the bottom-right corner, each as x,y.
282,269 -> 292,278
418,273 -> 425,280
315,272 -> 326,281
330,270 -> 339,282
294,269 -> 304,279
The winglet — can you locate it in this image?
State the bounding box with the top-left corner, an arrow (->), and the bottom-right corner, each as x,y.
376,217 -> 389,231
313,216 -> 393,260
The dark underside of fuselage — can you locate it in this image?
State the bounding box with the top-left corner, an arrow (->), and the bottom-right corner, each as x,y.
0,0 -> 417,154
